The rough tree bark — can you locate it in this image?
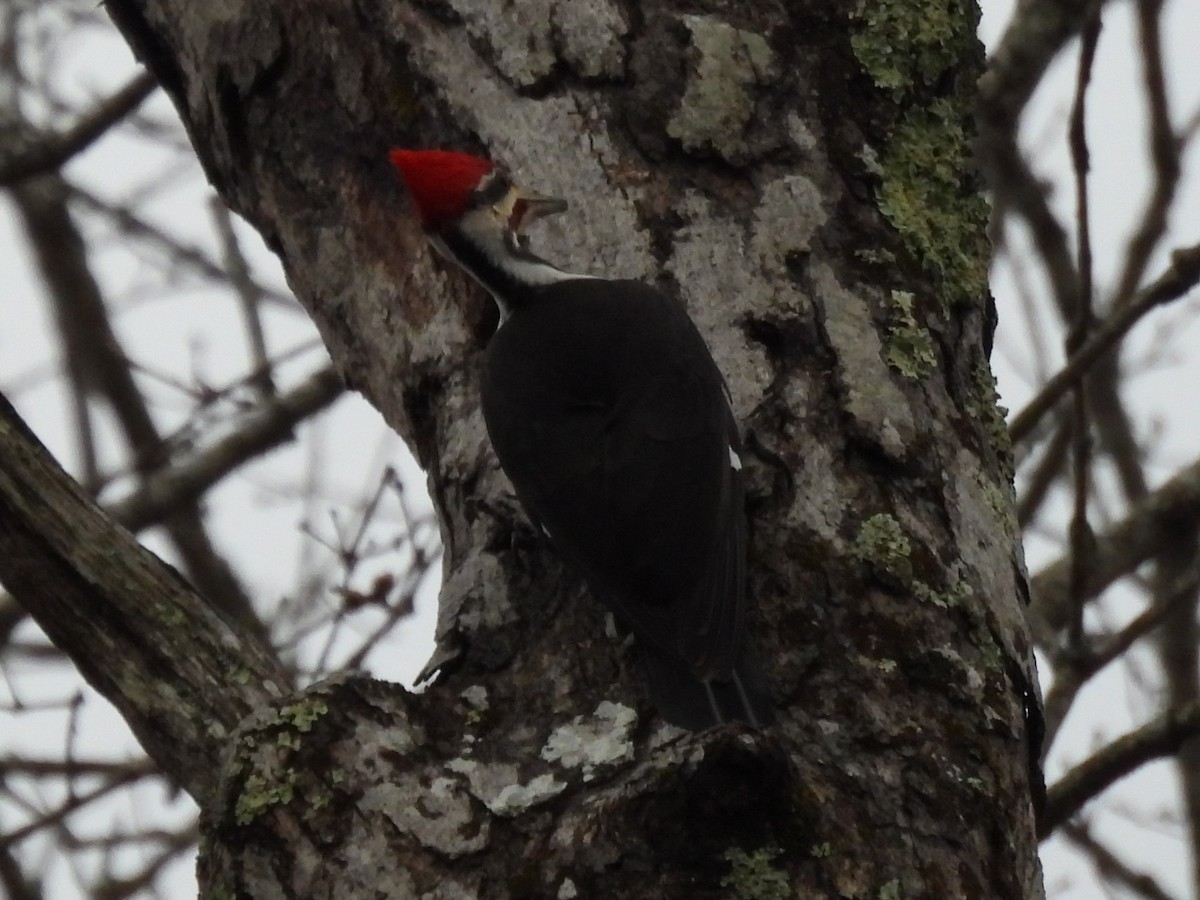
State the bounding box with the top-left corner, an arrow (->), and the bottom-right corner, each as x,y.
0,0 -> 1044,896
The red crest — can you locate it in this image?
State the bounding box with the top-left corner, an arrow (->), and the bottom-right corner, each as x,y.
388,149 -> 494,229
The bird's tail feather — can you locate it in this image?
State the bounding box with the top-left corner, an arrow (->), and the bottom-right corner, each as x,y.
640,644 -> 774,731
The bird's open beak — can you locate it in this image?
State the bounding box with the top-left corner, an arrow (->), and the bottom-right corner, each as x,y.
512,191 -> 568,233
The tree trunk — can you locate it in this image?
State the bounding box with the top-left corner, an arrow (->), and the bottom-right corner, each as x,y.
7,0 -> 1045,895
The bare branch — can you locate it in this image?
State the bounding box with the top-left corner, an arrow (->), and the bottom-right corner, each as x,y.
0,72 -> 157,185
0,841 -> 40,900
0,758 -> 158,778
1109,0 -> 1179,309
107,366 -> 344,532
1016,418 -> 1069,528
1042,559 -> 1200,748
1041,697 -> 1200,836
0,365 -> 342,650
12,172 -> 263,634
976,0 -> 1102,321
0,771 -> 148,852
1030,454 -> 1200,636
1063,821 -> 1176,900
0,391 -> 290,808
211,198 -> 277,398
68,184 -> 301,312
1064,8 -> 1101,650
1009,242 -> 1200,444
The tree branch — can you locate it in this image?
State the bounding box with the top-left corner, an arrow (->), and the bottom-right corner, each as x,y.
107,366 -> 343,532
976,0 -> 1101,321
1009,242 -> 1200,444
1063,821 -> 1175,900
1030,454 -> 1200,636
11,172 -> 264,635
1041,697 -> 1200,836
0,72 -> 157,185
0,391 -> 290,809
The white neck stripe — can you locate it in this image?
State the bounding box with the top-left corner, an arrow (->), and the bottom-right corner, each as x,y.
430,224 -> 597,322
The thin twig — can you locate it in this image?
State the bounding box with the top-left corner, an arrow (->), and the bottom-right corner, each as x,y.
1009,242 -> 1200,444
1109,0 -> 1178,310
67,183 -> 301,312
1063,821 -> 1175,900
1041,696 -> 1200,837
210,198 -> 276,398
1029,454 -> 1200,639
1042,560 -> 1200,750
0,72 -> 157,184
1065,9 -> 1101,651
1017,418 -> 1070,527
0,772 -> 147,851
106,367 -> 344,533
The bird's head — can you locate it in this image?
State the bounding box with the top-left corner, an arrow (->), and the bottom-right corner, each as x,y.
388,148 -> 583,309
388,148 -> 567,244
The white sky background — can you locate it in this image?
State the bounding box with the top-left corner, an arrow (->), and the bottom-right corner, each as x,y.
1,0 -> 1199,895
982,0 -> 1200,895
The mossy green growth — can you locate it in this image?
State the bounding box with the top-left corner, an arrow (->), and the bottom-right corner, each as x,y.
229,693 -> 334,828
970,622 -> 1005,672
912,578 -> 968,609
856,247 -> 897,266
850,0 -> 990,313
721,845 -> 790,900
885,290 -> 936,378
877,98 -> 991,310
279,698 -> 329,732
879,878 -> 903,900
811,841 -> 833,858
235,769 -> 298,826
155,601 -> 186,628
912,560 -> 972,608
853,513 -> 912,583
850,0 -> 975,93
965,362 -> 1014,479
980,475 -> 1019,541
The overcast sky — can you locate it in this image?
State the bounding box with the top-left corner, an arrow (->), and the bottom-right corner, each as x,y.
3,0 -> 1200,896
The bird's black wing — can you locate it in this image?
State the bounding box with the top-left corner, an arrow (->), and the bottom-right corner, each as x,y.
480,279 -> 744,678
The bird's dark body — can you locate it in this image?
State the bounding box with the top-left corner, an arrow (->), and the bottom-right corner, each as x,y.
388,147 -> 772,728
481,278 -> 770,728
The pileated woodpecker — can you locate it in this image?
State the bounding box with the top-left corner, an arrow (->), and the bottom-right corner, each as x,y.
389,148 -> 773,730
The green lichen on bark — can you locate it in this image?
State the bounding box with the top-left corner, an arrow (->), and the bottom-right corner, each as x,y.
853,513 -> 913,583
911,558 -> 973,613
851,0 -> 991,311
721,845 -> 790,900
912,567 -> 970,609
228,695 -> 334,826
979,474 -> 1019,541
965,362 -> 1014,479
850,0 -> 974,91
235,769 -> 299,826
884,289 -> 936,378
279,697 -> 330,732
876,98 -> 990,309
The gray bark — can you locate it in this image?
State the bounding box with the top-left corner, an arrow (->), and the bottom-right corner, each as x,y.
2,0 -> 1046,896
